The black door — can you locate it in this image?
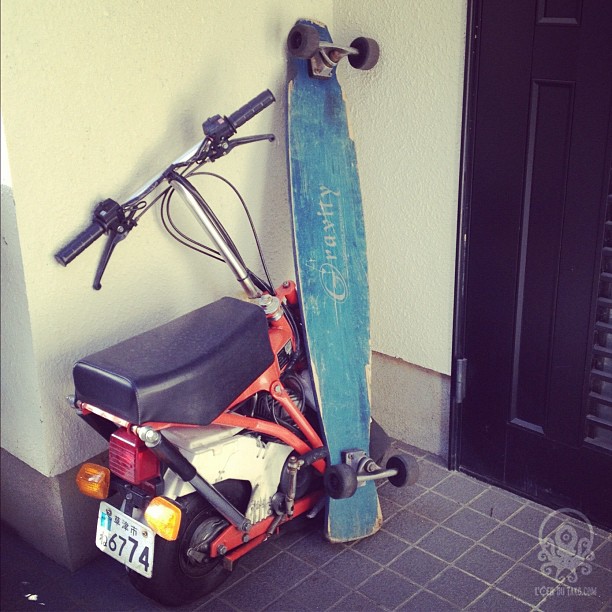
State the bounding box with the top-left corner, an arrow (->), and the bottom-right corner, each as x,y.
452,0 -> 612,529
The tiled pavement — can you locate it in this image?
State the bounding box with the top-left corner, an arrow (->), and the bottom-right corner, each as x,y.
2,441 -> 611,611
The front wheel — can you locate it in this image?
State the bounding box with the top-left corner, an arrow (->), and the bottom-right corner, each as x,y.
128,494 -> 229,607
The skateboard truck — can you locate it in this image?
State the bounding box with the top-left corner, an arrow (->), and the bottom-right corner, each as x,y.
307,42 -> 359,80
287,24 -> 380,79
324,450 -> 419,500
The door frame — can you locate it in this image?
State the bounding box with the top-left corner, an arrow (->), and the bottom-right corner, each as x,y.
449,0 -> 481,472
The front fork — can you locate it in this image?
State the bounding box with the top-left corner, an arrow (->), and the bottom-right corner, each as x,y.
168,172 -> 262,299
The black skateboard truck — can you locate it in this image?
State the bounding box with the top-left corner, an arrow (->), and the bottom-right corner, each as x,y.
324,450 -> 419,500
287,23 -> 380,79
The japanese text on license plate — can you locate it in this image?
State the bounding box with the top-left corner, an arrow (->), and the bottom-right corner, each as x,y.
95,501 -> 154,578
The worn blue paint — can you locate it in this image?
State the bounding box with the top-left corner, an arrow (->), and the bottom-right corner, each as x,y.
287,19 -> 381,542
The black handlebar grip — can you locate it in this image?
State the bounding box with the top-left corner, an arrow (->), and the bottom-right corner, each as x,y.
228,89 -> 276,130
55,223 -> 104,266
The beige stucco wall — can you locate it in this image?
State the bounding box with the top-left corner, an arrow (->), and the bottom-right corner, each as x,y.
335,1 -> 466,376
1,0 -> 334,477
1,1 -> 466,480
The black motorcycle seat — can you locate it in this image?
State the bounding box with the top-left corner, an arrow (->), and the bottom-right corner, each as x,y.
73,297 -> 275,426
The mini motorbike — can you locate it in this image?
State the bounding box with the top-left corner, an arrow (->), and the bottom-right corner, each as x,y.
56,91 -> 416,606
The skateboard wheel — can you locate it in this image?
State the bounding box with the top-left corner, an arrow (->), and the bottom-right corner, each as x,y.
324,464 -> 358,499
386,454 -> 419,488
287,24 -> 320,59
348,37 -> 380,70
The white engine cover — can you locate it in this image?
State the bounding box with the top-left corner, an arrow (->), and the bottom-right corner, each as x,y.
161,425 -> 292,524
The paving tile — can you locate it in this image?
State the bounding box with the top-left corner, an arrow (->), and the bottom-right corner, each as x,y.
379,493 -> 403,521
469,488 -> 526,521
543,513 -> 610,561
252,551 -> 314,589
506,504 -> 560,538
519,540 -> 553,575
480,524 -> 538,561
350,528 -> 408,564
538,576 -> 610,612
417,526 -> 474,562
213,565 -> 250,596
389,545 -> 448,586
194,597 -> 237,612
58,557 -> 160,611
530,502 -> 610,550
399,588 -> 460,610
330,590 -> 384,611
536,549 -> 603,585
357,568 -> 420,609
415,461 -> 450,489
592,523 -> 612,540
524,524 -> 608,580
285,530 -> 345,567
432,473 -> 489,504
219,571 -> 286,612
238,539 -> 282,570
467,587 -> 532,611
319,548 -> 380,588
266,572 -> 350,611
442,507 -> 500,540
383,508 -> 437,543
595,538 -> 611,570
274,526 -> 310,550
426,566 -> 489,609
408,490 -> 462,523
455,543 -> 516,583
572,562 -> 612,600
496,563 -> 558,606
377,481 -> 427,507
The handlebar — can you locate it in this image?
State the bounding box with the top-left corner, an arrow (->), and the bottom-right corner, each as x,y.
55,90 -> 276,288
55,223 -> 104,266
228,90 -> 276,130
55,198 -> 126,266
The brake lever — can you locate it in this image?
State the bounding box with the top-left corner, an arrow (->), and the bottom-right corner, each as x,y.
90,201 -> 135,290
93,228 -> 130,290
207,134 -> 275,161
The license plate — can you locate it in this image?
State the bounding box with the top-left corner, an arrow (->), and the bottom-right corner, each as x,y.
95,501 -> 154,578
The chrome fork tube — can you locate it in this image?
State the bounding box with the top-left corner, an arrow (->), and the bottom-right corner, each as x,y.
169,173 -> 261,299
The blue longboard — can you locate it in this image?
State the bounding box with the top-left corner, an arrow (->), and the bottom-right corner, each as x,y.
287,19 -> 381,542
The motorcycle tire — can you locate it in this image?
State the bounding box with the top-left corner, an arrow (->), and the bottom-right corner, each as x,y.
128,493 -> 230,607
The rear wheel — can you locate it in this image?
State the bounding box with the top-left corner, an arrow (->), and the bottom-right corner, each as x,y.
128,494 -> 229,607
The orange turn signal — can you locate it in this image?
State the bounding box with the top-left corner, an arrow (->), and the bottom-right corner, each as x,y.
76,463 -> 110,499
144,497 -> 182,541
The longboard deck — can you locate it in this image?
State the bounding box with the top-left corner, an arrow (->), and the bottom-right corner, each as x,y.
287,19 -> 381,542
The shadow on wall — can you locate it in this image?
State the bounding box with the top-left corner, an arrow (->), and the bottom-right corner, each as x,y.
1,185 -> 47,470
